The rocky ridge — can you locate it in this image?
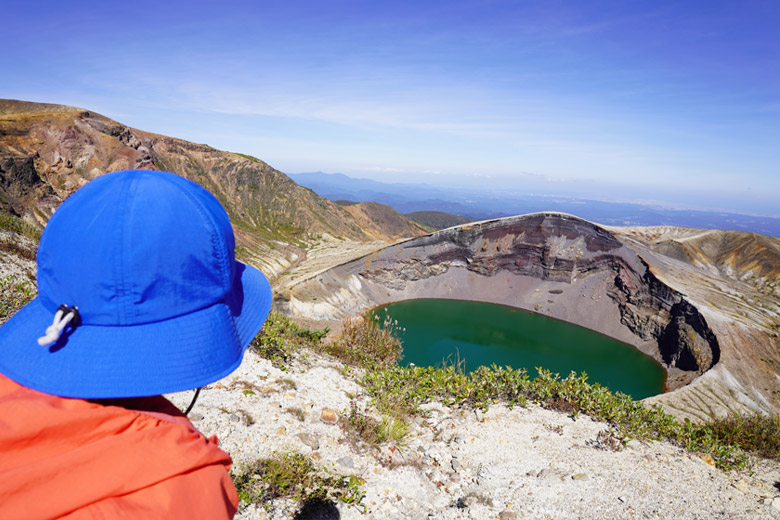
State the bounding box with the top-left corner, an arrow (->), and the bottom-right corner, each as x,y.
0,99 -> 425,280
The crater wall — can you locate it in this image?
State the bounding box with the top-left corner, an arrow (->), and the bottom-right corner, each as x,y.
278,213 -> 724,393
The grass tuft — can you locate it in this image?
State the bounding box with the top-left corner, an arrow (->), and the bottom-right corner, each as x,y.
0,213 -> 41,242
233,452 -> 365,513
0,274 -> 36,324
250,313 -> 328,368
340,402 -> 408,452
319,314 -> 402,370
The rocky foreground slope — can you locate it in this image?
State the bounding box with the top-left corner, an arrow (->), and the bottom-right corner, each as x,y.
167,347 -> 780,520
279,213 -> 780,422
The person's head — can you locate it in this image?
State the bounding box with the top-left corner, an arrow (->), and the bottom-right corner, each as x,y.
0,169 -> 272,398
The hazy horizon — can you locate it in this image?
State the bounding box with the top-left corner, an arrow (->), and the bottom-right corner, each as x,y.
292,170 -> 780,218
3,1 -> 778,217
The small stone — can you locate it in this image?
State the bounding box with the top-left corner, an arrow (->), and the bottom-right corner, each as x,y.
311,452 -> 322,461
188,412 -> 204,421
320,408 -> 338,424
772,498 -> 780,511
733,480 -> 751,494
337,456 -> 354,468
229,414 -> 240,423
451,459 -> 461,471
275,426 -> 287,436
296,432 -> 320,450
537,468 -> 557,480
572,473 -> 589,481
498,511 -> 517,520
702,454 -> 715,466
453,434 -> 465,444
475,410 -> 484,422
457,495 -> 477,508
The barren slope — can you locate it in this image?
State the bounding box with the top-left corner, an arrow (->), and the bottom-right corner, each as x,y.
340,201 -> 428,240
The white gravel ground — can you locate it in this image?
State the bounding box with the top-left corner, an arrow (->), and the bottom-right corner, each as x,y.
167,349 -> 780,520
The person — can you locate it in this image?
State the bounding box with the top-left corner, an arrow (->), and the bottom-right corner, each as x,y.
0,169 -> 272,519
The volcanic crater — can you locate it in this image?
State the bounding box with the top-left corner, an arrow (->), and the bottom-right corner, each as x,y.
277,213 -> 780,420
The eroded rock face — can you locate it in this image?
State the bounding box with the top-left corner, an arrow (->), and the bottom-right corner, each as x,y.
282,213 -> 722,389
0,157 -> 56,217
658,302 -> 721,372
607,257 -> 721,381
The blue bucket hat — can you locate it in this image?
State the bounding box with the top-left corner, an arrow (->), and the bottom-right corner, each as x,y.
0,170 -> 272,399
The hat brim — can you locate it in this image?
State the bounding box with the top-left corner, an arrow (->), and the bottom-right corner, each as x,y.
0,262 -> 272,399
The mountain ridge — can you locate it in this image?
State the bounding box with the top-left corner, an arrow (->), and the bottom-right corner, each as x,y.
0,99 -> 425,279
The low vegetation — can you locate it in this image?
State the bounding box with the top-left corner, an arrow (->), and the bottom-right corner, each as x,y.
318,314 -> 402,370
251,311 -> 780,476
0,274 -> 36,324
233,451 -> 365,514
0,213 -> 40,262
0,213 -> 41,242
249,313 -> 328,368
340,402 -> 409,453
364,365 -> 778,469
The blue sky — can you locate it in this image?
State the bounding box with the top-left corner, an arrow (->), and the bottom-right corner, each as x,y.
2,0 -> 779,215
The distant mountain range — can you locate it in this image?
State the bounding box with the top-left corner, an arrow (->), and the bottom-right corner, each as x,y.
290,172 -> 780,238
404,211 -> 471,230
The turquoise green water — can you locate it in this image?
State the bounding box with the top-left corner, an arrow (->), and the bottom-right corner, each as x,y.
374,299 -> 666,399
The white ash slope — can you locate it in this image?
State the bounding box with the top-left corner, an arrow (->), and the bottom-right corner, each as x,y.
167,350 -> 780,520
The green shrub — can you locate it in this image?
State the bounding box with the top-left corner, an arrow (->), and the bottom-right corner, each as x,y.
340,402 -> 408,451
249,312 -> 328,368
0,275 -> 36,324
320,314 -> 402,370
233,452 -> 365,513
703,412 -> 780,460
0,213 -> 41,242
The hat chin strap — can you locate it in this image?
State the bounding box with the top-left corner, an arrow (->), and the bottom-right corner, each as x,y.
38,306 -> 79,346
184,387 -> 202,416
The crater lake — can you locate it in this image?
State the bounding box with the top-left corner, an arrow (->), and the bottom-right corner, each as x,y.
374,299 -> 666,399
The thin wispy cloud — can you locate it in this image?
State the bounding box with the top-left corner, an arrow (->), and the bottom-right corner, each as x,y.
2,0 -> 778,214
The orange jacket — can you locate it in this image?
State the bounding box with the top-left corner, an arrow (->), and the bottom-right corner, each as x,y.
0,374 -> 238,519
